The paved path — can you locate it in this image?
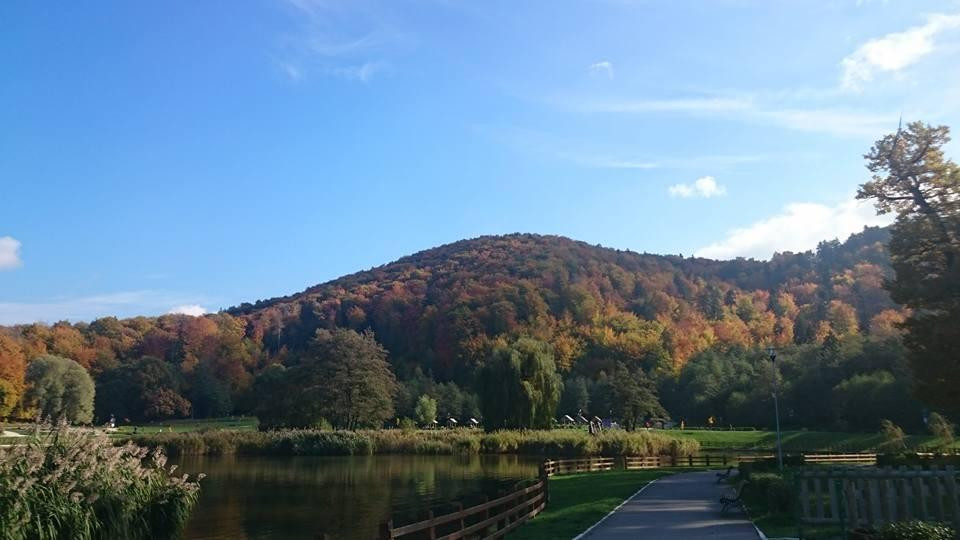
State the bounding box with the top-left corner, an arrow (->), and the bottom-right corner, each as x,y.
578,471 -> 759,539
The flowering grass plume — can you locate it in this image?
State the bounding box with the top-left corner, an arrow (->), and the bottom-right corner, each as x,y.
0,420 -> 202,540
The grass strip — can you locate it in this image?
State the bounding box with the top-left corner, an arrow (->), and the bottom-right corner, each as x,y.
509,469 -> 675,540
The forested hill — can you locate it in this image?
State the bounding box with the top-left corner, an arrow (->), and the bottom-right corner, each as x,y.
0,227 -> 906,425
229,227 -> 897,382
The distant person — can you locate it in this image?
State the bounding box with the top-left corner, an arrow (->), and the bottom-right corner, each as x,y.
680,419 -> 685,431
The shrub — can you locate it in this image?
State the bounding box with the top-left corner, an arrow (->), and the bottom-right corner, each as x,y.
880,419 -> 907,452
928,413 -> 955,449
746,472 -> 794,513
0,421 -> 201,540
877,521 -> 956,540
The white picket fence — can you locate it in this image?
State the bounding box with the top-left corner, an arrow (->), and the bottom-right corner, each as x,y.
796,467 -> 960,532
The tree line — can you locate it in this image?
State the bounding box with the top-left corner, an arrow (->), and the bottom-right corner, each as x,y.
1,121 -> 957,433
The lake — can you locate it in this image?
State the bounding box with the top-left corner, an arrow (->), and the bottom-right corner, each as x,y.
178,454 -> 540,539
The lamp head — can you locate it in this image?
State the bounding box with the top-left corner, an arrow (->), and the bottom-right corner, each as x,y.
766,346 -> 777,361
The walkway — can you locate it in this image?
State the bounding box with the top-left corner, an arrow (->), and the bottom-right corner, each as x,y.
577,470 -> 760,539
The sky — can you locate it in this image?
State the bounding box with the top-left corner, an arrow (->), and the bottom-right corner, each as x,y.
3,0 -> 960,324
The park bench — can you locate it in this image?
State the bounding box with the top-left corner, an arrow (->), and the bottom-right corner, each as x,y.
720,480 -> 749,515
715,466 -> 735,484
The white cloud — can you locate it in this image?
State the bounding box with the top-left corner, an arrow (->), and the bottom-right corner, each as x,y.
669,176 -> 726,198
168,304 -> 209,317
0,290 -> 212,325
695,199 -> 893,260
0,236 -> 21,270
841,13 -> 960,91
589,61 -> 614,79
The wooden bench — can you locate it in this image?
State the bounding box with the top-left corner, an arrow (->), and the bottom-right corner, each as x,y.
720,481 -> 749,515
715,466 -> 735,484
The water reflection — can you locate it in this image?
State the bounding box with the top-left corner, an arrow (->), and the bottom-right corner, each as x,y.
178,454 -> 539,539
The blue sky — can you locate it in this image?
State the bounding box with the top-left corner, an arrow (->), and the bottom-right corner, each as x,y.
3,0 -> 960,323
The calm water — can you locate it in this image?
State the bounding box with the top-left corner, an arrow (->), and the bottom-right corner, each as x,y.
177,454 -> 539,539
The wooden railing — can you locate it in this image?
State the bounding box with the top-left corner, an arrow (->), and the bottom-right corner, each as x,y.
378,468 -> 549,539
796,466 -> 960,535
624,454 -> 732,469
803,453 -> 877,465
542,457 -> 616,477
736,453 -> 877,465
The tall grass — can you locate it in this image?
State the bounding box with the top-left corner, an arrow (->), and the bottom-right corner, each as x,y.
0,421 -> 202,540
127,428 -> 699,458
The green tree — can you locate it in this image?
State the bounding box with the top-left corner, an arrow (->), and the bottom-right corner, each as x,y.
24,355 -> 95,423
479,337 -> 562,430
298,328 -> 397,429
559,376 -> 590,416
94,356 -> 191,422
190,363 -> 233,418
251,363 -> 294,429
414,394 -> 437,426
858,122 -> 960,417
606,363 -> 667,430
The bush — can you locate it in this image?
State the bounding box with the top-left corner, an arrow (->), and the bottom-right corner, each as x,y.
0,421 -> 201,540
746,473 -> 794,513
877,521 -> 956,540
880,419 -> 907,452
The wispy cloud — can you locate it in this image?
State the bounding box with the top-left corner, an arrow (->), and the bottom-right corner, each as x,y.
0,290 -> 214,325
564,95 -> 895,138
277,0 -> 397,82
669,176 -> 726,198
841,12 -> 960,91
483,126 -> 660,169
0,236 -> 21,270
573,96 -> 753,114
589,61 -> 614,79
755,107 -> 894,137
483,125 -> 778,170
328,61 -> 385,82
695,199 -> 893,260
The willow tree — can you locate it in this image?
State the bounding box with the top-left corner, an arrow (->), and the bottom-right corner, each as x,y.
24,355 -> 95,423
858,121 -> 960,417
479,337 -> 562,430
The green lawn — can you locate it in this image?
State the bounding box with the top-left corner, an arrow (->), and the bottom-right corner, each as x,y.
509,469 -> 676,539
672,429 -> 956,452
109,416 -> 258,435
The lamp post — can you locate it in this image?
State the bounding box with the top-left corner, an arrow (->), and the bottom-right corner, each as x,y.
767,346 -> 784,472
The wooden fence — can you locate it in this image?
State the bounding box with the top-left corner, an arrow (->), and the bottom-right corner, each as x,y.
542,457 -> 616,476
378,468 -> 548,539
624,455 -> 732,469
796,467 -> 960,535
802,453 -> 877,465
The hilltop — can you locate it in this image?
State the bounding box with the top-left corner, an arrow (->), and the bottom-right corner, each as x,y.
228,228 -> 895,381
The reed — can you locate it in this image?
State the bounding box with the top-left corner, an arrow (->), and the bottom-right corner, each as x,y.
0,421 -> 202,540
128,428 -> 699,458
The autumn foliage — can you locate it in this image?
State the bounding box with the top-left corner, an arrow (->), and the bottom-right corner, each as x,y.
0,226 -> 906,425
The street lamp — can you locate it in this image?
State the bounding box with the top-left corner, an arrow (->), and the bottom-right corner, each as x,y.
767,346 -> 784,472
